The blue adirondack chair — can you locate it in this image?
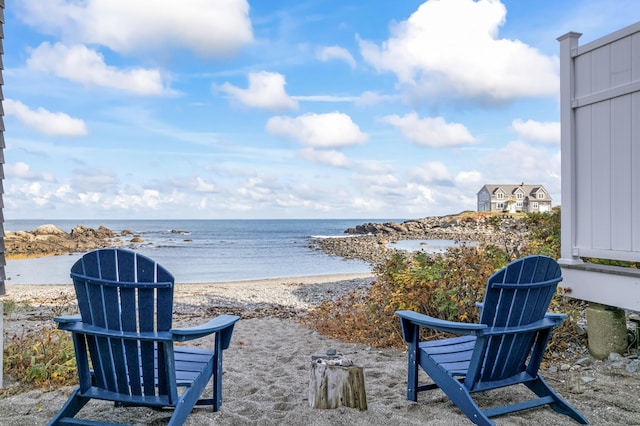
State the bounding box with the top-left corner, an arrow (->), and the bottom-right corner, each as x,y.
48,248 -> 240,426
396,255 -> 588,425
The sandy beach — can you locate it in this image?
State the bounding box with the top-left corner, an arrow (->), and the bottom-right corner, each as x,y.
1,274 -> 639,425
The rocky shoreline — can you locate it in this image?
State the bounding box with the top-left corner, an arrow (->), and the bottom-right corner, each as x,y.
314,212 -> 530,265
3,212 -> 530,262
3,224 -> 143,258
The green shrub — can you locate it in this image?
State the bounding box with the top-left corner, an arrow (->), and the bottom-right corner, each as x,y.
522,206 -> 561,258
305,210 -> 585,354
2,327 -> 77,395
304,244 -> 511,348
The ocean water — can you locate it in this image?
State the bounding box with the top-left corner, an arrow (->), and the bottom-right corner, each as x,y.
4,219 -> 396,285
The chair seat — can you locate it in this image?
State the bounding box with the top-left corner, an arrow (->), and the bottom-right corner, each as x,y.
174,346 -> 214,386
419,335 -> 476,377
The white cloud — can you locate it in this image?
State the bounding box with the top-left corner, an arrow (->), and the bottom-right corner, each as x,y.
355,91 -> 395,107
55,184 -> 73,199
17,0 -> 253,58
71,169 -> 118,193
316,46 -> 356,68
359,0 -> 558,102
194,177 -> 216,193
7,181 -> 51,207
78,192 -> 103,206
352,196 -> 386,212
5,162 -> 56,182
406,182 -> 436,204
236,177 -> 275,202
410,161 -> 453,184
110,189 -> 163,210
352,172 -> 406,200
454,170 -> 482,187
292,95 -> 358,103
298,148 -> 350,167
380,113 -> 477,147
266,112 -> 368,148
27,42 -> 168,95
512,119 -> 560,144
480,140 -> 561,193
218,71 -> 298,111
5,99 -> 88,136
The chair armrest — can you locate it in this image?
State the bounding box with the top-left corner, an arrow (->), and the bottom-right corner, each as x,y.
544,312 -> 568,321
483,315 -> 566,337
171,314 -> 240,343
54,314 -> 82,324
57,321 -> 174,342
396,310 -> 487,338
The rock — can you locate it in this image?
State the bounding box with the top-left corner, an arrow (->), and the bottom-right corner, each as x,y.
31,224 -> 67,236
70,225 -> 115,240
608,352 -> 622,361
170,229 -> 190,235
575,357 -> 593,367
5,225 -> 119,258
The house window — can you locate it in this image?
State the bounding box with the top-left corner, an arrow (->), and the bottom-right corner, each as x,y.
497,193 -> 504,200
532,202 -> 538,209
497,202 -> 504,210
517,202 -> 523,208
516,193 -> 523,199
538,193 -> 544,199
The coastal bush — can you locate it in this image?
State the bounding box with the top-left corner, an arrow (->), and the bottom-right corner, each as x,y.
2,327 -> 77,395
304,244 -> 510,348
305,209 -> 586,354
521,206 -> 561,258
2,297 -> 78,395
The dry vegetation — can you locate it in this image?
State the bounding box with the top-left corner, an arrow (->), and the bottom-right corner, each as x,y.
304,207 -> 587,355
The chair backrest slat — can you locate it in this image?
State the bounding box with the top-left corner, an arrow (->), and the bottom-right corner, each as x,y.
477,256 -> 561,382
70,249 -> 176,400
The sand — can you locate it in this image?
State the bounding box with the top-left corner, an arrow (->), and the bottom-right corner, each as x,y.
1,274 -> 639,425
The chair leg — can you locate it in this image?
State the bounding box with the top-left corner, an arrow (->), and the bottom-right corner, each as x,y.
525,376 -> 588,424
168,361 -> 215,426
422,364 -> 494,426
212,338 -> 224,411
438,382 -> 493,426
47,388 -> 90,426
407,351 -> 419,402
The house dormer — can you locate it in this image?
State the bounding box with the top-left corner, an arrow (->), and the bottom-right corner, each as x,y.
532,187 -> 546,200
514,187 -> 525,200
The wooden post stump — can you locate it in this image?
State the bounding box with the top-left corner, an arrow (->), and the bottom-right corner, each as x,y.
309,358 -> 367,411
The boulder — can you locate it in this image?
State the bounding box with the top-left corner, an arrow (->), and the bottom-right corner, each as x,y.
31,224 -> 68,236
5,225 -> 118,258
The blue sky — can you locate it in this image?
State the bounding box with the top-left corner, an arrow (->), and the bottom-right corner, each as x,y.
4,0 -> 640,220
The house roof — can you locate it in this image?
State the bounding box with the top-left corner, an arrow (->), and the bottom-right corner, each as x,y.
478,184 -> 551,200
